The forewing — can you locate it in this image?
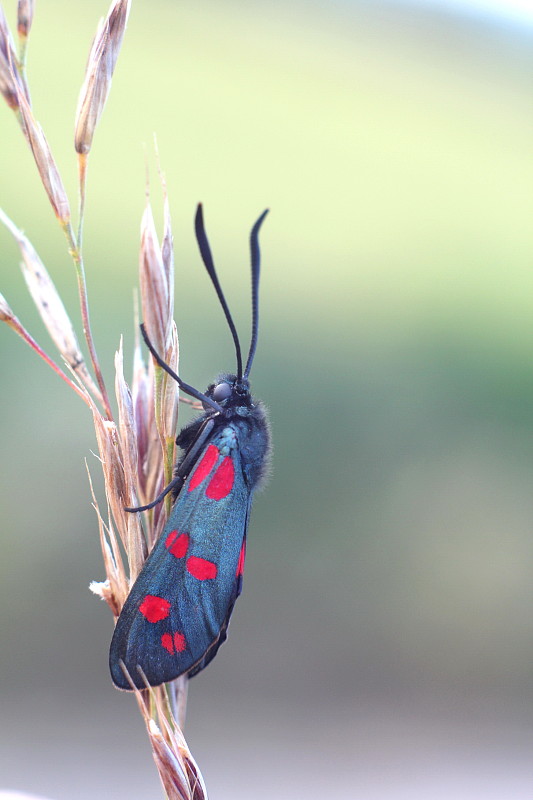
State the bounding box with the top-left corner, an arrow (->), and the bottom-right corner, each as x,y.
110,432 -> 249,689
187,524 -> 248,679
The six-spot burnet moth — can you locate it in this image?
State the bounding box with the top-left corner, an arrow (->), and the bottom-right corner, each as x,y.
109,204 -> 271,689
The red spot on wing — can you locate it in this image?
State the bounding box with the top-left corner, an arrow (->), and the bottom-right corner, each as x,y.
236,540 -> 246,577
187,556 -> 218,581
188,444 -> 219,492
161,631 -> 187,654
139,595 -> 171,623
206,456 -> 235,500
165,530 -> 189,558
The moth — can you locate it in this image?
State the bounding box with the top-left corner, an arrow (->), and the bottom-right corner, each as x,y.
109,204 -> 271,689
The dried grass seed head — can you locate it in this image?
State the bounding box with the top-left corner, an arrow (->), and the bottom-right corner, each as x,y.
160,321 -> 179,441
139,201 -> 174,357
90,380 -> 146,580
161,195 -> 174,327
5,215 -> 80,355
74,0 -> 131,155
17,0 -> 35,38
86,459 -> 128,613
0,208 -> 103,400
92,412 -> 128,531
15,88 -> 70,222
0,5 -> 28,109
132,335 -> 155,497
115,340 -> 139,496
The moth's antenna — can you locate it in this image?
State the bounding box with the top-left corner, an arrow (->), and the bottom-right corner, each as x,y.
195,204 -> 243,380
140,324 -> 224,413
244,209 -> 269,379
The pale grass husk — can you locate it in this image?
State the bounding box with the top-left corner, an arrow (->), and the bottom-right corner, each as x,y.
16,0 -> 34,39
14,82 -> 71,223
0,3 -> 29,109
0,290 -> 12,319
0,3 -> 207,798
74,0 -> 131,156
0,207 -> 102,402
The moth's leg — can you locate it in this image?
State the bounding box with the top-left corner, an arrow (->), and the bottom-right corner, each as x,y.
125,418 -> 216,513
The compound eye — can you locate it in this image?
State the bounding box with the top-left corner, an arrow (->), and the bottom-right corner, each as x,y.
212,381 -> 232,402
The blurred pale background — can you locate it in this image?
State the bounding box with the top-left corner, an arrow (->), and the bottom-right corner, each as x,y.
1,0 -> 532,797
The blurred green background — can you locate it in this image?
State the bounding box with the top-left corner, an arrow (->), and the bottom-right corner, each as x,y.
1,1 -> 533,797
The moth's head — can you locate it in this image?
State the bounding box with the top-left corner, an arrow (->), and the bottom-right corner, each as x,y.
205,373 -> 252,410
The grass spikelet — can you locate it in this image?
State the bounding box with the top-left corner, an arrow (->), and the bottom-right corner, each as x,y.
15,83 -> 71,223
139,199 -> 174,357
0,207 -> 102,402
16,0 -> 34,70
0,4 -> 28,110
17,0 -> 34,39
74,0 -> 131,157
